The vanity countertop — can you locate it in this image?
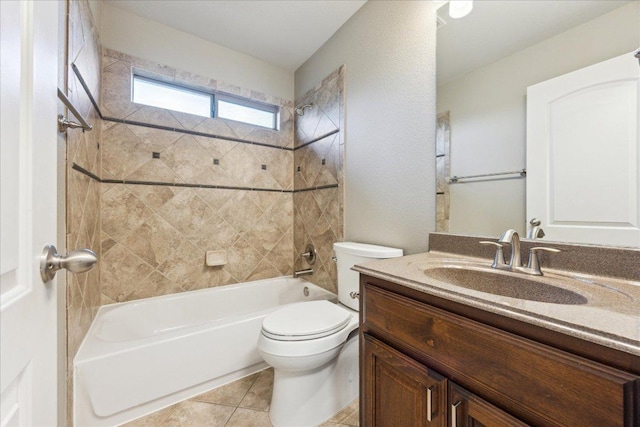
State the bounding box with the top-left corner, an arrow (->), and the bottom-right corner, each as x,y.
354,250 -> 640,357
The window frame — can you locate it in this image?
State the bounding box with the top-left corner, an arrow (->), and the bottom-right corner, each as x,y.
131,73 -> 280,131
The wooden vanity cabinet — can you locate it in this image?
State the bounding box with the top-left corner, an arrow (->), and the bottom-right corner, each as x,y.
360,275 -> 640,427
363,335 -> 447,426
363,334 -> 525,427
448,382 -> 528,427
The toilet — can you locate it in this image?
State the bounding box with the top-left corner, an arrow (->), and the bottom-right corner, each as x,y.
257,242 -> 403,427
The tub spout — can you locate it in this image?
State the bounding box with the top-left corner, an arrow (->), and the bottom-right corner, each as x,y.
293,268 -> 313,278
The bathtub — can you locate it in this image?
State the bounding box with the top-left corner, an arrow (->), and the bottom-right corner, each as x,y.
74,277 -> 336,427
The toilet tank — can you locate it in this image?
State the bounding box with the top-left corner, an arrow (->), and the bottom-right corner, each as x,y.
333,242 -> 403,311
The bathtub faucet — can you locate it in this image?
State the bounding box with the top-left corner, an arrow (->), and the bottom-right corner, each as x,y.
293,268 -> 313,278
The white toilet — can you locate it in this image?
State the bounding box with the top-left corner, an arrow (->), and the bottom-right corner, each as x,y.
257,242 -> 403,427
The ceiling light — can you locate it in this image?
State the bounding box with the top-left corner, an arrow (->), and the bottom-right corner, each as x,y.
449,0 -> 473,19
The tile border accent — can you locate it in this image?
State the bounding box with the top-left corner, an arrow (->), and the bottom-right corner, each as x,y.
294,129 -> 340,150
292,184 -> 341,193
102,116 -> 295,151
72,162 -> 101,181
74,61 -> 339,153
72,162 -> 337,194
100,116 -> 340,153
72,62 -> 103,119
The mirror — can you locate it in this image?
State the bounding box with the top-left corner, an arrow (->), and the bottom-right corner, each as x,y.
436,0 -> 640,246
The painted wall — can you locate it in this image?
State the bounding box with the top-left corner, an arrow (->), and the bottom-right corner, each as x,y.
437,2 -> 640,238
99,2 -> 294,100
295,1 -> 438,255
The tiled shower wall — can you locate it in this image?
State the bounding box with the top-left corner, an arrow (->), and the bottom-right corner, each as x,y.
66,0 -> 103,421
436,111 -> 450,232
65,4 -> 346,419
98,49 -> 296,303
293,67 -> 345,293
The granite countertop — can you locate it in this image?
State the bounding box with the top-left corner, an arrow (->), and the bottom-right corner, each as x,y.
353,250 -> 640,357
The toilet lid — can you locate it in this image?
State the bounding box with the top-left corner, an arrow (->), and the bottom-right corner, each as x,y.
262,301 -> 352,341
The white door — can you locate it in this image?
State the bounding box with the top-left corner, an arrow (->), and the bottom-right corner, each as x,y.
527,52 -> 640,246
1,1 -> 60,425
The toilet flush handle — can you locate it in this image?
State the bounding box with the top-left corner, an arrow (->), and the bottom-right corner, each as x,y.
349,291 -> 359,299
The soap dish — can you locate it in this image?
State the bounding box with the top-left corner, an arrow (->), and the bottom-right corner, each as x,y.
206,250 -> 227,267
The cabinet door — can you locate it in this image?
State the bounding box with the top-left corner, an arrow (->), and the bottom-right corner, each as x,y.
363,334 -> 447,427
449,383 -> 528,427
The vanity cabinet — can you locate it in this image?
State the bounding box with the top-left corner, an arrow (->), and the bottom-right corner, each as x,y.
360,276 -> 640,427
363,335 -> 447,426
363,334 -> 525,427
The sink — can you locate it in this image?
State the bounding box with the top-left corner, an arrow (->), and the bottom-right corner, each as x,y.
423,266 -> 588,305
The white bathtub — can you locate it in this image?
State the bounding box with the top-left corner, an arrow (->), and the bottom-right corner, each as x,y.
74,277 -> 336,427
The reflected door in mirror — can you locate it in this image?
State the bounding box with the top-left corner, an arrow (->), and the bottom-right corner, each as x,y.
527,52 -> 640,247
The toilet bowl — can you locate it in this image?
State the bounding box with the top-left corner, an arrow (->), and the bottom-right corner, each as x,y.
257,242 -> 403,427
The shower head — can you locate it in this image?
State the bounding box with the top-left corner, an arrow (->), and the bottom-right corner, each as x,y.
635,48 -> 640,67
295,103 -> 313,116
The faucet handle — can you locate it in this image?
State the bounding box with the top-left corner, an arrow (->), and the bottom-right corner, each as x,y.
479,241 -> 506,268
526,247 -> 561,275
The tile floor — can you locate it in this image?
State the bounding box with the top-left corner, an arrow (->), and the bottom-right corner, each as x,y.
123,368 -> 359,427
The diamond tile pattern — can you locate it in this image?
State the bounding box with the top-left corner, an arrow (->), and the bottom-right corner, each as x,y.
101,184 -> 294,303
99,53 -> 349,302
66,1 -> 103,424
66,3 -> 347,424
293,67 -> 345,293
100,48 -> 294,149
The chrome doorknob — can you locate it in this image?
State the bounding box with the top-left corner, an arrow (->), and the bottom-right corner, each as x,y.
40,245 -> 98,282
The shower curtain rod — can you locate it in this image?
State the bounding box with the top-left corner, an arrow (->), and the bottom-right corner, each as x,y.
449,168 -> 526,184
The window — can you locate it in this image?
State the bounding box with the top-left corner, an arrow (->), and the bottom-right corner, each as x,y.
132,75 -> 279,130
217,96 -> 278,129
132,75 -> 212,117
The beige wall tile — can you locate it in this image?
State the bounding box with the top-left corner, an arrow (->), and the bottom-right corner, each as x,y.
101,243 -> 154,301
293,67 -> 345,292
66,2 -> 104,425
102,185 -> 155,241
126,271 -> 185,301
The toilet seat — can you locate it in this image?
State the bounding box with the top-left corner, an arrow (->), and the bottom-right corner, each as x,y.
262,301 -> 352,341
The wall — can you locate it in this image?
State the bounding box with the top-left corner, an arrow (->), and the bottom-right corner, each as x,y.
98,50 -> 295,303
99,2 -> 294,100
438,2 -> 640,237
295,1 -> 437,255
293,66 -> 345,292
66,0 -> 103,422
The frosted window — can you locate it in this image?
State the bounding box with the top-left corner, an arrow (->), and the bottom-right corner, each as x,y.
133,76 -> 212,117
217,99 -> 277,129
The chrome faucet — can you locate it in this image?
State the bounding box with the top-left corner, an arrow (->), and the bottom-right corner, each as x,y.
527,218 -> 545,239
293,268 -> 313,278
529,226 -> 545,239
481,229 -> 561,276
498,229 -> 522,268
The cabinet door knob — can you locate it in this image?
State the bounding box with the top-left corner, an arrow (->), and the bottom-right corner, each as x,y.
451,401 -> 462,427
